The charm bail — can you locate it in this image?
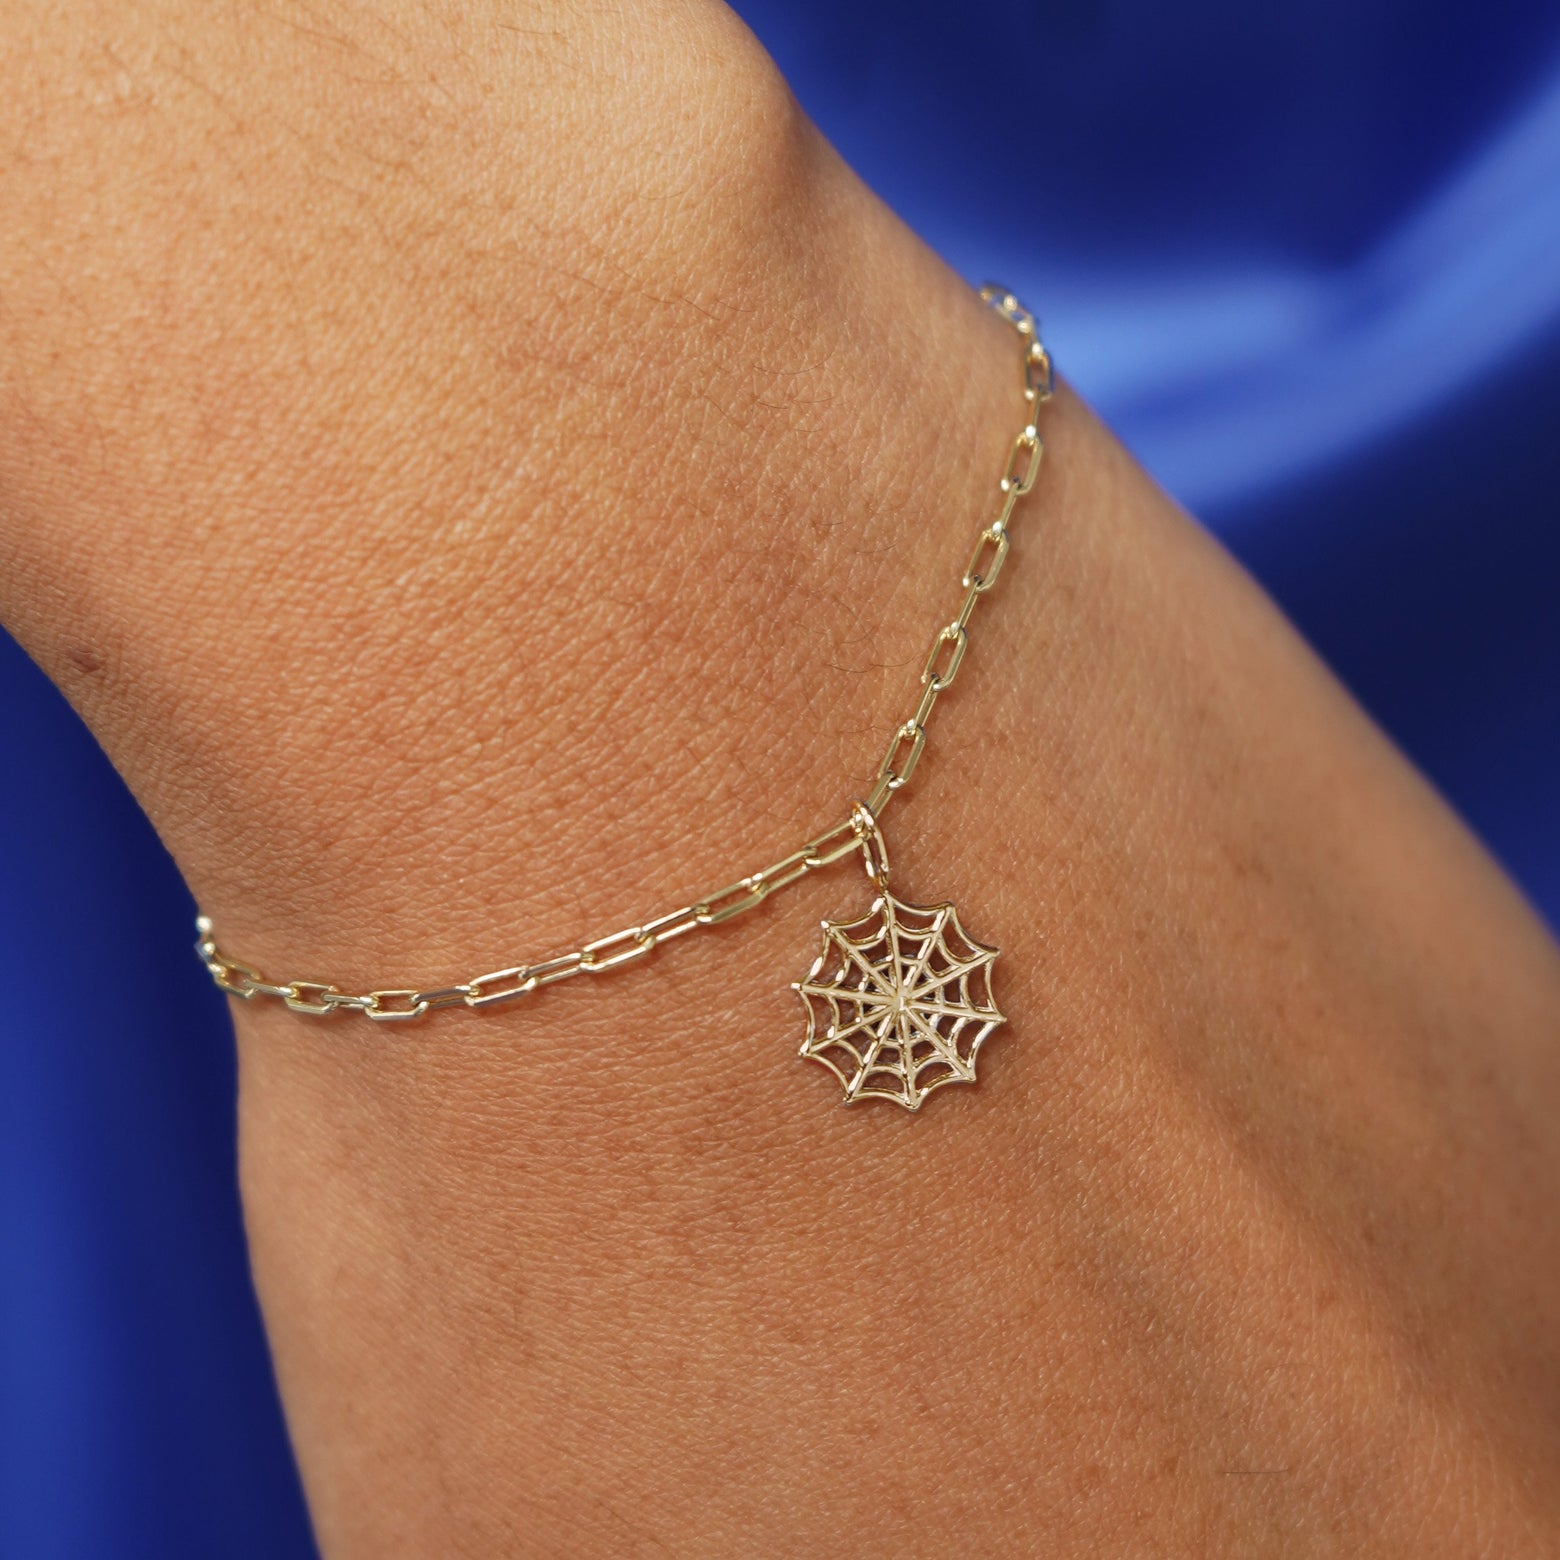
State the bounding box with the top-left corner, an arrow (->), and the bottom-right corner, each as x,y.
852,800 -> 891,887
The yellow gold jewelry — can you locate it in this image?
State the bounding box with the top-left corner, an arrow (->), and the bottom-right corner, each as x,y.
196,284 -> 1053,1111
796,804 -> 1003,1111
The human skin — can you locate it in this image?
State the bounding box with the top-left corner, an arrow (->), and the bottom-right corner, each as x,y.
3,1 -> 1559,1555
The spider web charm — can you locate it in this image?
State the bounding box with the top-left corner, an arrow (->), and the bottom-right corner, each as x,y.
794,891 -> 1004,1111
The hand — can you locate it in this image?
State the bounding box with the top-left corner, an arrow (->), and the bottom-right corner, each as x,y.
3,4 -> 1559,1554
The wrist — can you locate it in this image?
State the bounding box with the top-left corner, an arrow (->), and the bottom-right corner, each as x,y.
34,205 -> 1051,994
0,0 -> 1035,971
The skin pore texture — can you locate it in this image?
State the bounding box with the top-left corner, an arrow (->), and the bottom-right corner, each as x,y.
2,1 -> 1559,1555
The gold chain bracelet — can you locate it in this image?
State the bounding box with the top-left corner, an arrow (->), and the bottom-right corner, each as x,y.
197,284 -> 1053,1110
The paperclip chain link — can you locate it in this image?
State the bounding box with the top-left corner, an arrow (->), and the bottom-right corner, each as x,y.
195,286 -> 1053,1022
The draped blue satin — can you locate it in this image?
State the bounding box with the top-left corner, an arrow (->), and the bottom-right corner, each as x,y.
2,4 -> 1556,1553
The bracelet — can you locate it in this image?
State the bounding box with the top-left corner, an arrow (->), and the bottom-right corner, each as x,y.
197,284 -> 1053,1111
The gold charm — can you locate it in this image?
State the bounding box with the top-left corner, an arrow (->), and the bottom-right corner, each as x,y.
794,808 -> 1004,1111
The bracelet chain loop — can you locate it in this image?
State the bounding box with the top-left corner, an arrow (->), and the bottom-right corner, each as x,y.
195,286 -> 1051,1021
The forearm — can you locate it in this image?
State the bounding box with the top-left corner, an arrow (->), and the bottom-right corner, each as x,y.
4,4 -> 1560,1555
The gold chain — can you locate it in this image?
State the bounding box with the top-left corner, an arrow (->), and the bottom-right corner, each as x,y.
196,285 -> 1053,1023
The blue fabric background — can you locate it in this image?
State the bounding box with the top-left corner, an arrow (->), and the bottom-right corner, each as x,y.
2,3 -> 1556,1554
